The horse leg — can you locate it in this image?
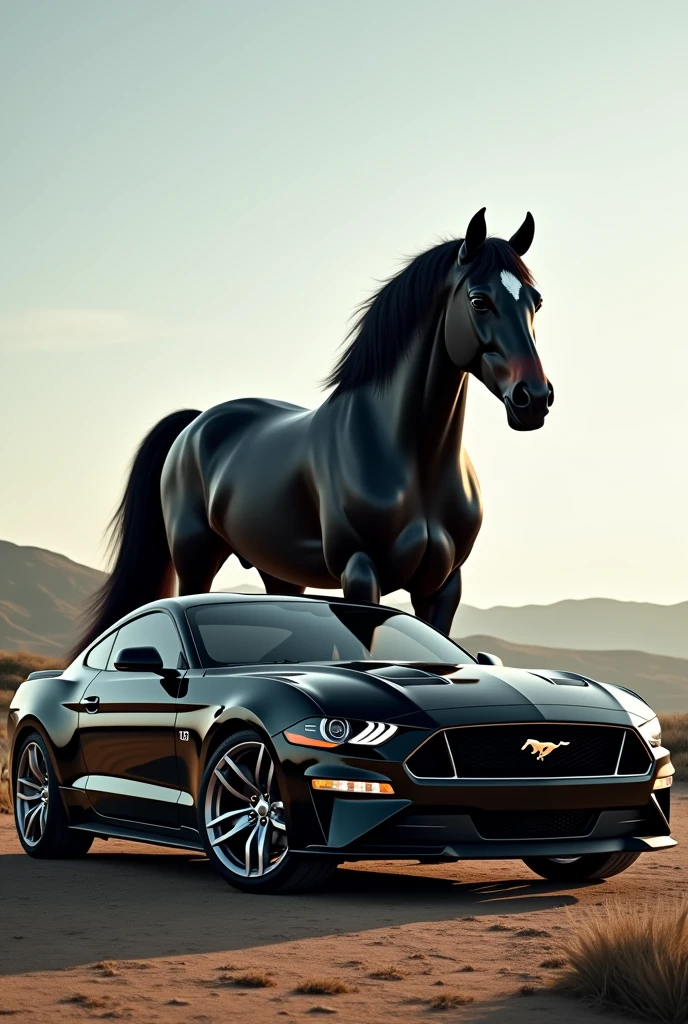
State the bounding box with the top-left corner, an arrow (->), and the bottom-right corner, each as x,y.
170,521 -> 232,596
341,552 -> 380,604
411,566 -> 462,636
259,570 -> 305,596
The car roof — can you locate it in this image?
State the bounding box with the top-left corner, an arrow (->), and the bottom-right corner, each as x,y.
164,592 -> 403,613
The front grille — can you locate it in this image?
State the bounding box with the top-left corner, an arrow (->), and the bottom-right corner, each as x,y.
406,724 -> 652,779
472,808 -> 598,840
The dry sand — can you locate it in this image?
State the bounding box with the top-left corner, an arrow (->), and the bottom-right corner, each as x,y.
1,787 -> 686,1023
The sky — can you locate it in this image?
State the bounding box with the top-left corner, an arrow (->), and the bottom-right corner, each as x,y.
1,1 -> 687,608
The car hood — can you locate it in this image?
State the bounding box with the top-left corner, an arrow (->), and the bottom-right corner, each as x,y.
278,661 -> 654,724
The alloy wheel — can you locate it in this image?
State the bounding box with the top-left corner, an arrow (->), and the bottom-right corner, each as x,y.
15,742 -> 49,847
204,740 -> 288,878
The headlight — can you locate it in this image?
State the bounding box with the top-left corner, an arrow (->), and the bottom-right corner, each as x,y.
638,716 -> 662,748
284,717 -> 398,748
321,719 -> 350,743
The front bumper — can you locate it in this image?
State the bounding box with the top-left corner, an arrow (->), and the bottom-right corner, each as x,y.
273,726 -> 676,861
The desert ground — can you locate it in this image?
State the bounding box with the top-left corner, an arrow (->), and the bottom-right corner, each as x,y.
0,786 -> 685,1023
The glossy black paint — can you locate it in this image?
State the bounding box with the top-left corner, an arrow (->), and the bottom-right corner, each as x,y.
8,594 -> 676,864
73,212 -> 553,656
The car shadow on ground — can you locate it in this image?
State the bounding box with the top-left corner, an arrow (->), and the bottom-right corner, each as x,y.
0,845 -> 599,975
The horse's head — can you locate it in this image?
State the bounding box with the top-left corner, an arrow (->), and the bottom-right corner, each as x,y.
444,208 -> 554,431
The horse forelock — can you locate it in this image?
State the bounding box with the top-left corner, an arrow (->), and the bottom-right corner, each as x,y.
324,237 -> 533,395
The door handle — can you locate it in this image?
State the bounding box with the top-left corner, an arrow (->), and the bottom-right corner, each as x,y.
81,695 -> 100,714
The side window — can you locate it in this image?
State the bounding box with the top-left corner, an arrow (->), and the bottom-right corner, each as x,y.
106,612 -> 184,670
86,632 -> 117,669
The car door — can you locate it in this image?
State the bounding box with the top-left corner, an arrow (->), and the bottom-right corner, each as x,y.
77,610 -> 186,828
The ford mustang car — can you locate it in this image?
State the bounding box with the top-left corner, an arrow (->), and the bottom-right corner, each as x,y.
7,594 -> 676,893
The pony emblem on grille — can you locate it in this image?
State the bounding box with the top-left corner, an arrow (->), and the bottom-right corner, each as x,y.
521,739 -> 570,762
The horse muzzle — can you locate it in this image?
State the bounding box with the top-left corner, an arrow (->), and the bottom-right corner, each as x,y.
504,380 -> 554,431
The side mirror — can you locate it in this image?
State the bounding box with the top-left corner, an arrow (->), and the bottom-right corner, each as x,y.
113,646 -> 179,679
476,651 -> 503,667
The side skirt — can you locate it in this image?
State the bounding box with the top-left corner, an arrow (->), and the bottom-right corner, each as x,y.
69,822 -> 204,853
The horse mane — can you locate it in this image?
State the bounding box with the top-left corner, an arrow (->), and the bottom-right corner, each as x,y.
325,237 -> 535,394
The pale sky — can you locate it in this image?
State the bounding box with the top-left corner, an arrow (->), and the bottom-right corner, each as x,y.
1,1 -> 687,608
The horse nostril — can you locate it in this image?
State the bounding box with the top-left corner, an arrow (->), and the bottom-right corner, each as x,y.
547,382 -> 555,407
510,381 -> 531,408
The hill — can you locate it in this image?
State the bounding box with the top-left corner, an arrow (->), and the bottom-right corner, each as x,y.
449,599 -> 688,659
457,635 -> 688,713
0,540 -> 105,656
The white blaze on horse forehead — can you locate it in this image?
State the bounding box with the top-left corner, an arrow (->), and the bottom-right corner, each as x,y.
500,270 -> 522,300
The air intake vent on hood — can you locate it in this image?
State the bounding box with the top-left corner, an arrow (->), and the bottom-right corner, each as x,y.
530,671 -> 589,687
366,665 -> 452,687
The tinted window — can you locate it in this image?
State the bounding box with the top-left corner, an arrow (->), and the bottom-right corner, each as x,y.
85,632 -> 116,669
107,612 -> 183,670
187,601 -> 473,667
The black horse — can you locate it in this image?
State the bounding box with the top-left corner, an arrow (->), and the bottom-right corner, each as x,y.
75,208 -> 553,654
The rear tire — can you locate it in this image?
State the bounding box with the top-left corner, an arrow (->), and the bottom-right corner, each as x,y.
200,729 -> 337,894
523,851 -> 640,882
13,732 -> 93,859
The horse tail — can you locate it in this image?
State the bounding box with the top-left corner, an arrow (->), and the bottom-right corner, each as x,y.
69,409 -> 201,660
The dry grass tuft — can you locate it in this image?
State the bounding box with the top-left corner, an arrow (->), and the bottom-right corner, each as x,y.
661,715 -> 688,782
519,984 -> 537,996
515,928 -> 551,938
540,957 -> 567,969
560,904 -> 688,1024
369,966 -> 406,981
228,970 -> 275,988
295,978 -> 354,996
62,993 -> 110,1009
92,961 -> 121,977
457,965 -> 475,972
0,724 -> 10,815
427,991 -> 474,1010
487,923 -> 512,932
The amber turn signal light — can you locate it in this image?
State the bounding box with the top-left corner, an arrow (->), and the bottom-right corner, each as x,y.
284,731 -> 337,749
653,776 -> 673,790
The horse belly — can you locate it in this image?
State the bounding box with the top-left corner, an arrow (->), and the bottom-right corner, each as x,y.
208,441 -> 335,589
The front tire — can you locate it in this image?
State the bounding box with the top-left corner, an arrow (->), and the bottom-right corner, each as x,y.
523,851 -> 640,882
199,730 -> 337,894
13,732 -> 93,859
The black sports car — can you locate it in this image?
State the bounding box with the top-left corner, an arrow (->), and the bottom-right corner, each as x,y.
8,594 -> 676,893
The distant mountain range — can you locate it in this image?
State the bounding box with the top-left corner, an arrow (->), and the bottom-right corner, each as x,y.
457,635 -> 688,714
0,541 -> 105,655
0,541 -> 685,712
449,599 -> 688,660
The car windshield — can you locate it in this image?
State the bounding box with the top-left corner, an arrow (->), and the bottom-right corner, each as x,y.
186,601 -> 474,668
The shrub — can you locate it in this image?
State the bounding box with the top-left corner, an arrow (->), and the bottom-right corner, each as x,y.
560,904 -> 688,1024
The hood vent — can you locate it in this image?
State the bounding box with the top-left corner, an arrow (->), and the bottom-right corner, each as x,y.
365,664 -> 453,687
530,670 -> 589,687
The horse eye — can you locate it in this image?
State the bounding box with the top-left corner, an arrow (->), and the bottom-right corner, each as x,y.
470,296 -> 489,312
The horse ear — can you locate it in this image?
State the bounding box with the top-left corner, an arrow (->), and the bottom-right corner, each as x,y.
508,212 -> 535,256
458,207 -> 487,265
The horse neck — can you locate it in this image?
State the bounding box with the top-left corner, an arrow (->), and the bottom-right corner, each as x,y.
372,312 -> 468,466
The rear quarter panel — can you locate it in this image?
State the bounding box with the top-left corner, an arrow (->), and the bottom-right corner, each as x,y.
8,667 -> 98,792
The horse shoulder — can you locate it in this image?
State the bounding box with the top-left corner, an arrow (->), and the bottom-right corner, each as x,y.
313,396 -> 410,515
